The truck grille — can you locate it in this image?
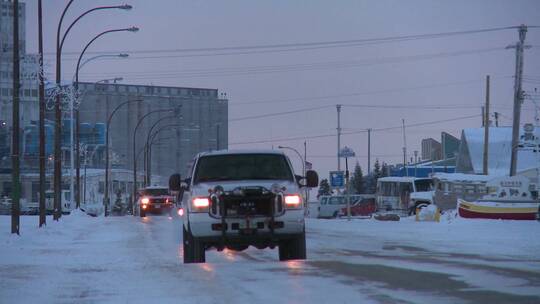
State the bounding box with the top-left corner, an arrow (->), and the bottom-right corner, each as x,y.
209,187 -> 283,218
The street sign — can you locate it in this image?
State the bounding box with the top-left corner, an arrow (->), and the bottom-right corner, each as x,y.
339,146 -> 356,158
305,161 -> 313,170
329,171 -> 345,188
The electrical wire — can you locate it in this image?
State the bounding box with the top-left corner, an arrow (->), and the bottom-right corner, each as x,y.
229,105 -> 332,122
52,25 -> 518,58
229,114 -> 479,145
70,47 -> 505,81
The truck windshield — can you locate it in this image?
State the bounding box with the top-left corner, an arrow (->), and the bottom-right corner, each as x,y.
414,179 -> 433,192
194,154 -> 294,183
141,188 -> 169,196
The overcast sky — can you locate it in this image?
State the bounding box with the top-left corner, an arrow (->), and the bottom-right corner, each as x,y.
25,0 -> 540,178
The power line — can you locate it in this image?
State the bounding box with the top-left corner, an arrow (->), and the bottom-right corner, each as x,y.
51,25 -> 518,57
229,105 -> 332,122
229,114 -> 479,145
69,47 -> 504,80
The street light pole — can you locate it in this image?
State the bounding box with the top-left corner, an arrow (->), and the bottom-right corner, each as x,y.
73,27 -> 138,209
146,124 -> 182,185
132,109 -> 174,214
54,1 -> 133,220
143,115 -> 180,186
11,0 -> 20,234
38,0 -> 46,228
278,146 -> 306,210
105,98 -> 144,216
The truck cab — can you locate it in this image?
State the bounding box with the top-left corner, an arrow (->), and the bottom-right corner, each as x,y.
170,150 -> 318,263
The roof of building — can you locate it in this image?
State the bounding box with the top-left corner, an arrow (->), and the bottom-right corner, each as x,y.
377,176 -> 432,183
461,127 -> 540,175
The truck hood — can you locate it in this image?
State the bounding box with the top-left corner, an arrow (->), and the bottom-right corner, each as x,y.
191,179 -> 300,197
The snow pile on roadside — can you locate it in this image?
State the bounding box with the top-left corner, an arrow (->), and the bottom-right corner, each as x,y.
307,213 -> 540,259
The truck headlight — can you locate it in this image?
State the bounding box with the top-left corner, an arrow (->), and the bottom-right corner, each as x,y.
284,194 -> 301,208
192,197 -> 210,212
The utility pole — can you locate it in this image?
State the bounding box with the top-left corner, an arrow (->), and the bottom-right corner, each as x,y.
336,105 -> 341,171
402,119 -> 407,176
11,0 -> 20,234
304,141 -> 308,204
216,124 -> 220,150
483,75 -> 490,175
38,0 -> 46,227
481,106 -> 485,127
367,128 -> 371,175
509,24 -> 529,176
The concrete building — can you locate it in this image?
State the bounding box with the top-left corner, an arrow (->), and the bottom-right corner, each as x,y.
0,0 -> 39,127
0,0 -> 39,162
421,138 -> 442,161
66,82 -> 228,181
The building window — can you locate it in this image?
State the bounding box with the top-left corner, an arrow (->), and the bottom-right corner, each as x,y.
24,89 -> 30,96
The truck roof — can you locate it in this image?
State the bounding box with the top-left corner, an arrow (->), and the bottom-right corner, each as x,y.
198,149 -> 286,157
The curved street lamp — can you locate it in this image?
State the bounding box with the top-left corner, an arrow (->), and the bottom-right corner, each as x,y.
278,145 -> 308,210
278,146 -> 305,179
104,98 -> 144,216
73,27 -> 138,209
131,109 -> 175,214
145,124 -> 183,186
54,1 -> 133,220
143,115 -> 181,185
72,54 -> 128,83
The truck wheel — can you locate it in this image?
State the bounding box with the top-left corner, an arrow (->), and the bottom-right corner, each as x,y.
183,225 -> 205,263
183,225 -> 193,263
279,231 -> 306,261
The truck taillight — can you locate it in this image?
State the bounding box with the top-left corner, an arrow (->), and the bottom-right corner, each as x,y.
192,197 -> 210,210
284,195 -> 301,207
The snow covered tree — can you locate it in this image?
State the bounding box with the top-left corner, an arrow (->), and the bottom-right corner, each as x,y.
381,162 -> 389,177
350,162 -> 364,194
318,178 -> 332,197
373,159 -> 381,179
364,159 -> 382,194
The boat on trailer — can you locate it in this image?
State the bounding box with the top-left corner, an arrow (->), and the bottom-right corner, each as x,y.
458,175 -> 540,220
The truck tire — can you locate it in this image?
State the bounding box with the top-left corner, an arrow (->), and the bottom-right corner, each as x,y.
279,231 -> 306,261
183,225 -> 206,263
183,225 -> 193,263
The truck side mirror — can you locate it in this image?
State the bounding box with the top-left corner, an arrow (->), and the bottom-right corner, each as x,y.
305,170 -> 319,188
169,173 -> 182,191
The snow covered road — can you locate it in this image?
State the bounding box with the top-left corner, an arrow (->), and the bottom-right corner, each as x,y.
1,212 -> 540,304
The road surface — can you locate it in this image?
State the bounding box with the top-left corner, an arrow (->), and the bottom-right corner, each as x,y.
1,212 -> 539,303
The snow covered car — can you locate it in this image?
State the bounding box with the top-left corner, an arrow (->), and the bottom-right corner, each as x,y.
170,150 -> 319,263
137,186 -> 175,217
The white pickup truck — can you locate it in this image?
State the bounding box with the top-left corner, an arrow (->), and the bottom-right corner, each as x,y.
169,150 -> 319,263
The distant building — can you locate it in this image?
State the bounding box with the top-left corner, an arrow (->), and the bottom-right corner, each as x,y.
421,138 -> 442,161
441,132 -> 460,159
0,1 -> 39,162
53,82 -> 229,181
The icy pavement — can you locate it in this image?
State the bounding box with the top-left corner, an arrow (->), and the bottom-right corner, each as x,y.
1,211 -> 539,304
